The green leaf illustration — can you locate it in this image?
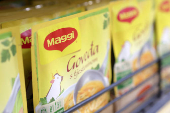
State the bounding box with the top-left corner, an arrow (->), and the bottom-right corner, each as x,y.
1,40 -> 10,46
103,20 -> 108,29
49,97 -> 55,103
59,89 -> 64,97
1,49 -> 10,62
40,97 -> 47,105
91,64 -> 100,70
95,64 -> 100,70
104,13 -> 108,18
10,44 -> 16,56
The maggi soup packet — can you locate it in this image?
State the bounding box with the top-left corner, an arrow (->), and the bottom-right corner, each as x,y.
0,27 -> 27,113
110,0 -> 158,112
32,5 -> 111,113
156,0 -> 170,89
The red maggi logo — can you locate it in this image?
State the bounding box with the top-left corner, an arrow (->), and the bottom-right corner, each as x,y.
117,7 -> 139,23
21,29 -> 32,49
44,27 -> 78,51
160,0 -> 170,12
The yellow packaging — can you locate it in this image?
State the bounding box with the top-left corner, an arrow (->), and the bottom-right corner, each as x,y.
32,5 -> 111,113
2,15 -> 53,100
110,0 -> 158,112
156,0 -> 170,89
0,27 -> 27,113
156,0 -> 170,56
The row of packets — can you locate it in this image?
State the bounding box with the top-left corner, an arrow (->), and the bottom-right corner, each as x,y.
0,1 -> 110,112
1,0 -> 170,112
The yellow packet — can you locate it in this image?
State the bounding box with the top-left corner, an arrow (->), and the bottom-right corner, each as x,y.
110,0 -> 158,112
0,27 -> 27,113
32,5 -> 111,113
2,15 -> 53,102
156,0 -> 170,89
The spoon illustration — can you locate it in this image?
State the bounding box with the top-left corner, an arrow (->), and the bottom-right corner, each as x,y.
3,74 -> 21,113
73,41 -> 110,107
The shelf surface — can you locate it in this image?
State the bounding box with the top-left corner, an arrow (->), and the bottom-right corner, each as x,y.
146,92 -> 170,113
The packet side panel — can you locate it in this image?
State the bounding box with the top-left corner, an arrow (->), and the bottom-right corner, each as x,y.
13,27 -> 28,113
31,31 -> 39,113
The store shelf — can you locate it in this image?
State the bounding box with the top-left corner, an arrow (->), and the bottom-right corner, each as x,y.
145,91 -> 170,113
132,94 -> 158,113
115,85 -> 157,113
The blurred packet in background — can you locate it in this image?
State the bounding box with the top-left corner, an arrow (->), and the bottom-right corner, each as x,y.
155,0 -> 170,89
110,0 -> 158,112
0,27 -> 27,113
